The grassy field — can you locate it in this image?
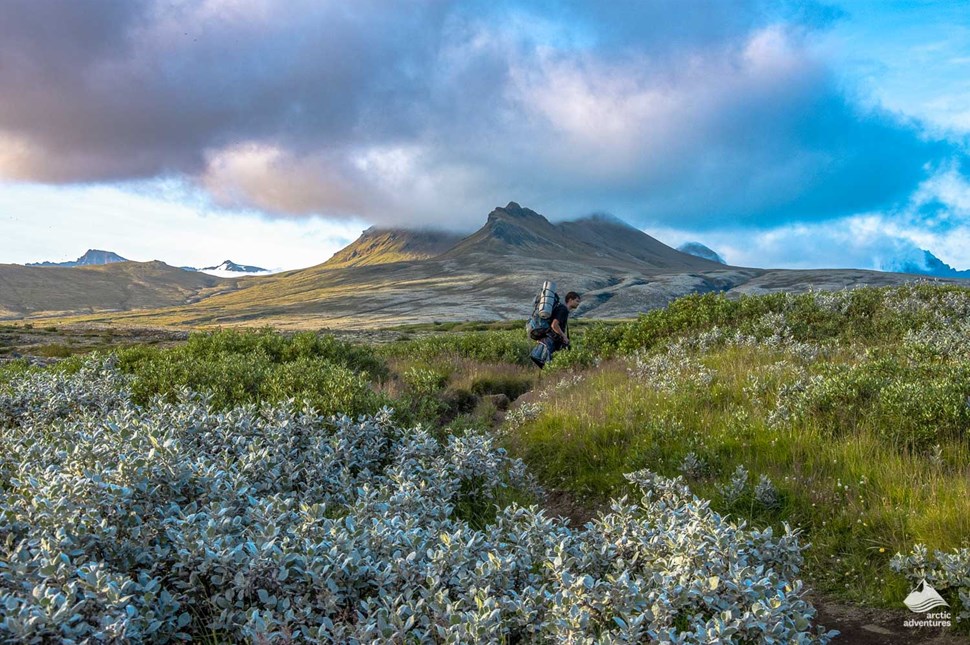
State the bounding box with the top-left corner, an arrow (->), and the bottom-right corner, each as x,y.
3,282 -> 969,637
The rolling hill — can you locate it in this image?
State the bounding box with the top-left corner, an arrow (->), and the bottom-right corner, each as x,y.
0,261 -> 238,319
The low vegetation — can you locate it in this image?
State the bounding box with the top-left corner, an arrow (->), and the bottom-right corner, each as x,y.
379,329 -> 533,366
0,363 -> 832,642
2,282 -> 969,639
506,283 -> 970,617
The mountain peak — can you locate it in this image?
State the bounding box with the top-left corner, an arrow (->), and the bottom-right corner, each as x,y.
466,203 -> 562,253
568,212 -> 638,230
324,227 -> 462,268
678,242 -> 726,264
487,202 -> 548,224
27,249 -> 128,267
883,249 -> 970,278
323,203 -> 731,273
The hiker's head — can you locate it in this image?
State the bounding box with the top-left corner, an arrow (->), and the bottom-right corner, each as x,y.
565,292 -> 581,310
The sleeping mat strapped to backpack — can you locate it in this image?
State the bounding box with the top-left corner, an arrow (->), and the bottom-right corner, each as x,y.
525,281 -> 559,340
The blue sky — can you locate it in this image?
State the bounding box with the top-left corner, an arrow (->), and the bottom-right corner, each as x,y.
0,0 -> 968,271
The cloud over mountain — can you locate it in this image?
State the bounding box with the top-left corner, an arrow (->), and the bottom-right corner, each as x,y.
0,0 -> 965,231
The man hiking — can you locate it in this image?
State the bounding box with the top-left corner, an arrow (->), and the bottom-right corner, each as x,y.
530,291 -> 581,368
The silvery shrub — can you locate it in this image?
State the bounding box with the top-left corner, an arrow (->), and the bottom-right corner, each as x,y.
1,360 -> 834,643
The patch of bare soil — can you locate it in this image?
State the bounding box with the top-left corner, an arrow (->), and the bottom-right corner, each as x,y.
542,489 -> 601,527
813,599 -> 968,644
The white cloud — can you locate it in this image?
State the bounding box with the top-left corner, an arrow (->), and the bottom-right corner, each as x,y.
651,166 -> 970,271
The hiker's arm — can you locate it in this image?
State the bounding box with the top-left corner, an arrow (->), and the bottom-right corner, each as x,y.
551,319 -> 568,341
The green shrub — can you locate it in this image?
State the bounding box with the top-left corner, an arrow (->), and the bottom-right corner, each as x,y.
31,343 -> 76,358
263,358 -> 383,418
569,321 -> 625,358
382,330 -> 532,365
876,372 -> 970,448
578,284 -> 970,361
179,328 -> 386,379
125,349 -> 271,409
543,345 -> 599,372
398,366 -> 450,423
616,292 -> 747,354
775,357 -> 970,449
402,366 -> 449,395
0,359 -> 33,386
469,374 -> 532,400
112,329 -> 386,417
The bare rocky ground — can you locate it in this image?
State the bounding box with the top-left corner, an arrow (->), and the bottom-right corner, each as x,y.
0,323 -> 188,365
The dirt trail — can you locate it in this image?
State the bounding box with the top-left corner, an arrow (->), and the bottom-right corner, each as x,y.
814,601 -> 967,644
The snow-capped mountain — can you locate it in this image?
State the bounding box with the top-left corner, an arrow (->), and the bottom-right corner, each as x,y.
185,260 -> 273,277
202,260 -> 268,273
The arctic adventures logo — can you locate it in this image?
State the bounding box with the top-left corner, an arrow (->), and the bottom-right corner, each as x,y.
903,580 -> 951,629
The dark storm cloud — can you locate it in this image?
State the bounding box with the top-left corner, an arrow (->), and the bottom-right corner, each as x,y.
0,0 -> 452,180
0,0 -> 963,229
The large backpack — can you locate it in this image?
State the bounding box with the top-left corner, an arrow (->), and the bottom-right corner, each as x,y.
525,281 -> 559,340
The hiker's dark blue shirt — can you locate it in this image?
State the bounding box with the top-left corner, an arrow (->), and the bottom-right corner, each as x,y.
551,303 -> 569,337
